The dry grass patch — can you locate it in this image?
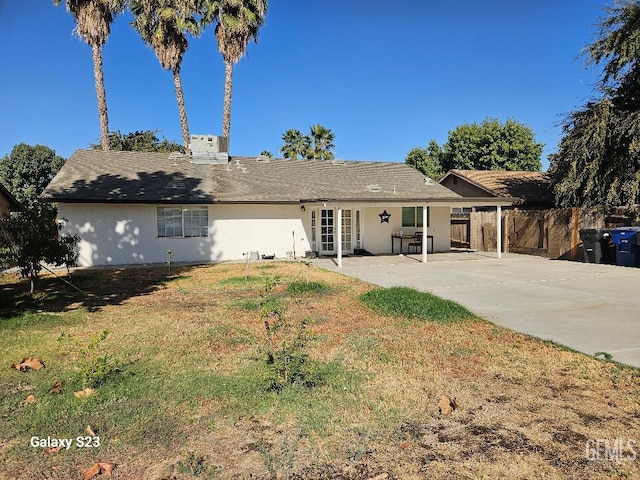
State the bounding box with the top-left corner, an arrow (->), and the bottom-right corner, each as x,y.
0,261 -> 639,479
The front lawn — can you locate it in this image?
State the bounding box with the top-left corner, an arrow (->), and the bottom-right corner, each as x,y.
1,262 -> 639,479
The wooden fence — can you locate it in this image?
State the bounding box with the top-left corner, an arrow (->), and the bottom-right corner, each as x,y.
451,207 -> 637,260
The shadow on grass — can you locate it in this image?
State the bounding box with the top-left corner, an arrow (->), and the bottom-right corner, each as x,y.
0,265 -> 197,319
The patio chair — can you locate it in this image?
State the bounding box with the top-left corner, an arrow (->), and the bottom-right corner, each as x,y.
408,232 -> 423,254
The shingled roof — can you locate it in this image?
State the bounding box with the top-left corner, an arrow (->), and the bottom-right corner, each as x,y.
440,169 -> 554,207
43,150 -> 466,204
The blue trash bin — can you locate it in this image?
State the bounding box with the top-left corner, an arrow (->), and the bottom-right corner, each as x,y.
611,227 -> 640,267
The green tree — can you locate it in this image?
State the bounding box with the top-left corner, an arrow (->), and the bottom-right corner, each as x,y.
259,150 -> 273,158
54,0 -> 126,151
0,203 -> 79,294
551,1 -> 640,207
442,118 -> 543,171
586,0 -> 640,87
0,144 -> 77,293
308,124 -> 335,160
0,144 -> 66,207
131,0 -> 199,152
199,0 -> 267,143
405,140 -> 445,180
280,128 -> 310,159
279,125 -> 335,160
90,130 -> 185,152
551,65 -> 640,207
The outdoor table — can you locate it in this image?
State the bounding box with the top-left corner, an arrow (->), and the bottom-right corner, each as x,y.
391,234 -> 434,253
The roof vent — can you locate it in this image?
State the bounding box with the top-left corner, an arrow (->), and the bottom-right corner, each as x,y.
189,134 -> 229,164
256,154 -> 270,163
366,184 -> 381,193
332,159 -> 345,165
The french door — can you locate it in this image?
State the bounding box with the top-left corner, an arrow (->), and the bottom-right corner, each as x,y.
318,208 -> 359,255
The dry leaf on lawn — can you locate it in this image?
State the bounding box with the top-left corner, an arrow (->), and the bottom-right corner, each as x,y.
83,462 -> 116,479
44,446 -> 63,456
49,381 -> 64,394
21,394 -> 36,405
438,395 -> 457,415
86,425 -> 97,437
99,463 -> 115,475
11,357 -> 45,372
74,388 -> 98,398
83,463 -> 101,480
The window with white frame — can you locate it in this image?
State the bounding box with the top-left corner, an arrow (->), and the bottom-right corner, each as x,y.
402,206 -> 429,228
157,206 -> 209,238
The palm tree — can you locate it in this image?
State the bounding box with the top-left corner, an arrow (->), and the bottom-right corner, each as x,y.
54,0 -> 126,151
308,124 -> 335,160
279,129 -> 310,159
199,0 -> 267,144
131,0 -> 199,151
586,0 -> 640,86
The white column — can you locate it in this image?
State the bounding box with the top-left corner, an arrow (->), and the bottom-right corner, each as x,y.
497,205 -> 502,259
422,205 -> 428,263
337,206 -> 343,268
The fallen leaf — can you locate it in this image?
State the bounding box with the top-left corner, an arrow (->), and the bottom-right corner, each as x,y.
438,395 -> 457,415
49,381 -> 64,394
74,388 -> 98,398
86,425 -> 97,437
83,462 -> 116,479
22,394 -> 36,405
83,464 -> 101,480
11,357 -> 45,372
44,446 -> 63,456
98,463 -> 115,475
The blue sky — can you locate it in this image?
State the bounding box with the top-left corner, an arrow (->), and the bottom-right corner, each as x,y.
0,1 -> 610,170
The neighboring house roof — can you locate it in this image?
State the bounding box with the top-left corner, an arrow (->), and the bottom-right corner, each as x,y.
43,150 -> 478,205
439,169 -> 554,207
0,182 -> 21,212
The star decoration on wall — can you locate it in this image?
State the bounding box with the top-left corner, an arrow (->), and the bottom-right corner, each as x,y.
379,210 -> 391,223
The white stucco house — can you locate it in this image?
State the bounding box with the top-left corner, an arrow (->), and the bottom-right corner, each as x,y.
42,146 -> 510,267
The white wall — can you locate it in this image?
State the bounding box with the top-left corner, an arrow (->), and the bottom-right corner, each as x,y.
361,205 -> 451,254
58,202 -> 452,266
58,203 -> 311,266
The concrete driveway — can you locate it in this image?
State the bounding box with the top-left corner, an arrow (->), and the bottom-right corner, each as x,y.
316,251 -> 640,368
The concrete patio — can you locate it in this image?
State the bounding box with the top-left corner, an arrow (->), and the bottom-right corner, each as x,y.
315,251 -> 640,368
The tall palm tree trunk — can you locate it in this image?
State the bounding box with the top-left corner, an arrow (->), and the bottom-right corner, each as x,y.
172,66 -> 190,153
92,44 -> 110,151
222,60 -> 233,142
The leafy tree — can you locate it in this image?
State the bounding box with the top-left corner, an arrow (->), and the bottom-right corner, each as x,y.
441,118 -> 543,171
279,125 -> 335,160
551,65 -> 640,207
586,0 -> 640,87
308,124 -> 335,160
199,0 -> 267,142
280,128 -> 311,159
0,202 -> 79,294
53,0 -> 126,151
90,130 -> 185,152
0,143 -> 77,293
405,140 -> 445,180
551,0 -> 640,207
131,0 -> 199,151
0,143 -> 66,206
259,150 -> 273,158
